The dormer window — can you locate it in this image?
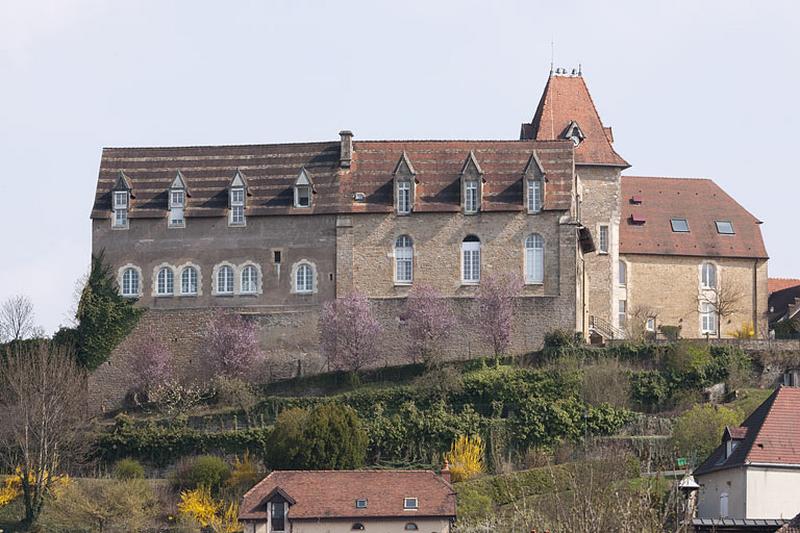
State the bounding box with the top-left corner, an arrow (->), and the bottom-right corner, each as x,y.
270,501 -> 286,532
563,121 -> 585,146
228,170 -> 248,226
111,171 -> 132,229
355,499 -> 368,509
460,151 -> 483,215
725,439 -> 739,459
524,152 -> 545,213
294,168 -> 314,208
169,171 -> 188,228
393,152 -> 416,215
403,497 -> 419,510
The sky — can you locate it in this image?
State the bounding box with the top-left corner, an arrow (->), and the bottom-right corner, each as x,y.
0,0 -> 798,335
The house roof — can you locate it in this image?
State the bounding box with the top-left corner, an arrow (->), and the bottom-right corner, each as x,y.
770,279 -> 800,295
769,284 -> 800,324
239,470 -> 456,521
91,139 -> 574,219
619,176 -> 768,259
777,513 -> 800,532
695,387 -> 800,476
520,73 -> 629,168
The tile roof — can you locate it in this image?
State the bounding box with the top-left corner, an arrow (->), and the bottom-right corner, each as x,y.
770,279 -> 800,295
769,284 -> 800,323
695,387 -> 800,476
520,74 -> 629,167
619,176 -> 768,259
239,470 -> 456,521
91,140 -> 575,219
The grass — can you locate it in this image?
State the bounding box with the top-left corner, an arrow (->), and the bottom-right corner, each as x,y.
725,387 -> 773,418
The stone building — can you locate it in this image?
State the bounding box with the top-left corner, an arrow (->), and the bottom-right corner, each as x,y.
88,69 -> 769,406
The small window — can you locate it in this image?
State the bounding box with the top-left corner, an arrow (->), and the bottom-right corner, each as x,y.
181,266 -> 198,295
217,265 -> 234,294
352,524 -> 365,531
295,185 -> 311,208
241,265 -> 258,294
645,317 -> 655,332
121,267 -> 140,297
598,225 -> 609,254
527,178 -> 542,213
618,261 -> 627,286
170,190 -> 185,207
156,267 -> 174,296
701,301 -> 717,335
271,501 -> 286,532
464,181 -> 479,213
715,221 -> 735,234
230,187 -> 245,226
618,300 -> 626,327
719,492 -> 729,519
113,207 -> 128,228
355,499 -> 368,509
295,263 -> 314,294
113,191 -> 129,209
670,218 -> 689,232
461,235 -> 481,284
273,250 -> 282,264
404,524 -> 419,531
397,181 -> 411,215
394,235 -> 413,284
403,497 -> 418,510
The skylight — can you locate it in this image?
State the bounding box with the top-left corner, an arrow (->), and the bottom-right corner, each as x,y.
715,221 -> 735,234
670,218 -> 689,232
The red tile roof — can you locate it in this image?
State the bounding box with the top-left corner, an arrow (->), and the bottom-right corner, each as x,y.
695,387 -> 800,476
520,74 -> 629,167
619,176 -> 768,259
92,140 -> 575,219
770,278 -> 800,295
239,470 -> 456,521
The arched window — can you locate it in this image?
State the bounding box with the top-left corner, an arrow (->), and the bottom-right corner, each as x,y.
461,235 -> 481,284
351,524 -> 365,531
295,263 -> 314,294
394,235 -> 413,284
241,264 -> 258,294
156,267 -> 174,295
217,265 -> 234,294
181,266 -> 198,295
702,263 -> 717,289
121,267 -> 139,297
524,233 -> 544,284
618,260 -> 627,286
404,524 -> 419,531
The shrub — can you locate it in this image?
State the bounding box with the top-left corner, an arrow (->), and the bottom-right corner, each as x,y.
171,456 -> 231,493
580,359 -> 630,408
113,458 -> 145,480
177,485 -> 240,533
658,325 -> 681,341
226,451 -> 263,495
214,376 -> 259,416
629,371 -> 671,411
672,404 -> 743,461
445,435 -> 485,482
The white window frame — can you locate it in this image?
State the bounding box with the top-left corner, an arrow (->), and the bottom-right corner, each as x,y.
701,262 -> 717,289
113,191 -> 129,209
394,235 -> 413,285
169,189 -> 186,228
527,178 -> 543,213
618,299 -> 627,327
396,180 -> 411,215
120,266 -> 141,297
113,207 -> 128,228
294,184 -> 312,208
291,261 -> 316,294
270,501 -> 287,532
215,264 -> 235,295
229,187 -> 245,226
403,497 -> 419,510
461,238 -> 481,284
618,260 -> 627,286
524,233 -> 544,285
464,181 -> 479,214
240,264 -> 259,294
296,263 -> 314,294
180,266 -> 198,295
156,267 -> 174,296
719,492 -> 729,518
598,225 -> 609,254
645,317 -> 655,332
701,301 -> 717,335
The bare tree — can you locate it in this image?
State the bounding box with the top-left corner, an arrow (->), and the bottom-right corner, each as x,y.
319,292 -> 383,374
400,284 -> 456,368
625,304 -> 659,342
0,342 -> 88,528
476,272 -> 523,362
0,295 -> 37,343
700,278 -> 744,339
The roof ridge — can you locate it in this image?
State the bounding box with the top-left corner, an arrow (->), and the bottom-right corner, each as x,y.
354,139 -> 571,144
622,175 -> 714,181
103,140 -> 339,151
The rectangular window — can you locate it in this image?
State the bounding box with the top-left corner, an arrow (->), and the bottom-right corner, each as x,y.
618,261 -> 627,286
396,252 -> 413,283
618,300 -> 627,327
701,302 -> 717,335
465,181 -> 478,213
230,187 -> 245,225
230,188 -> 244,204
397,181 -> 411,214
271,502 -> 285,531
113,208 -> 128,228
296,185 -> 311,207
598,225 -> 609,254
113,191 -> 128,209
715,221 -> 735,234
355,499 -> 368,509
170,190 -> 185,207
525,246 -> 544,284
169,207 -> 184,227
670,218 -> 690,232
527,179 -> 542,212
273,250 -> 282,264
404,497 -> 419,510
646,317 -> 655,332
462,245 -> 480,283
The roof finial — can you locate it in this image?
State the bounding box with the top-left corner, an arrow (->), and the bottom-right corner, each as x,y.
578,63 -> 582,76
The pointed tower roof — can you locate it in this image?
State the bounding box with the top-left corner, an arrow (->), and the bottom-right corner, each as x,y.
521,73 -> 629,168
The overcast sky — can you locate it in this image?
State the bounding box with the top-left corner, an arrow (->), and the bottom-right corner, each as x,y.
1,0 -> 798,334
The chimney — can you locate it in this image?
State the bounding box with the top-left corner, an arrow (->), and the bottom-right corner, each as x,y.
339,130 -> 353,168
441,460 -> 451,483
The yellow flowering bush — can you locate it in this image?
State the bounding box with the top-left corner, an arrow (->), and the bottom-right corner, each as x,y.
733,322 -> 755,339
0,467 -> 70,507
178,485 -> 241,533
445,435 -> 485,482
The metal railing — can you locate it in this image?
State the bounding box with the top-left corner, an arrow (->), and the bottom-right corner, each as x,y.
589,315 -> 625,340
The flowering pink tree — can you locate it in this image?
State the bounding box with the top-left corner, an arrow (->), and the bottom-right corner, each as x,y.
319,292 -> 383,374
476,272 -> 523,361
131,323 -> 173,391
202,311 -> 264,379
401,284 -> 456,368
